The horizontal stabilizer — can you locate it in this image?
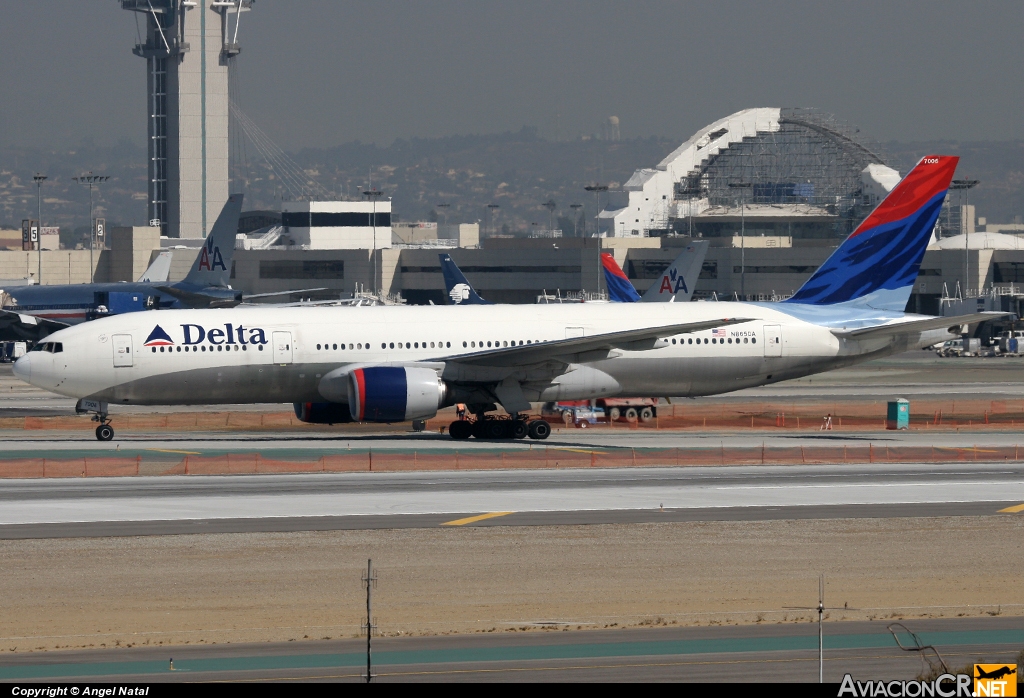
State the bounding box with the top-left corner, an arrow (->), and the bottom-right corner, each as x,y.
831,312 -> 1011,341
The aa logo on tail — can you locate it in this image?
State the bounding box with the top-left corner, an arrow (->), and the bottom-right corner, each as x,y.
197,235 -> 226,272
658,267 -> 688,295
143,325 -> 174,347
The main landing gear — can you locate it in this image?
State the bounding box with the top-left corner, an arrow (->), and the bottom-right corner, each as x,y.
448,416 -> 550,441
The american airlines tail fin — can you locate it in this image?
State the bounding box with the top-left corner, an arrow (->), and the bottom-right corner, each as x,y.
601,253 -> 641,302
785,156 -> 958,311
439,253 -> 491,305
182,193 -> 243,288
137,250 -> 173,283
641,240 -> 709,302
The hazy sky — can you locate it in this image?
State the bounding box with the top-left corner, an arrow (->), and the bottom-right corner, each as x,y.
1,1 -> 1021,150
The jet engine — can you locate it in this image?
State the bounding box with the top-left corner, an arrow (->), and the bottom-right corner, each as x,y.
293,401 -> 353,424
348,367 -> 446,422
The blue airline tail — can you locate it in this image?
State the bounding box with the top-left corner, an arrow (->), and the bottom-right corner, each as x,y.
785,156 -> 958,311
439,254 -> 491,305
601,253 -> 642,302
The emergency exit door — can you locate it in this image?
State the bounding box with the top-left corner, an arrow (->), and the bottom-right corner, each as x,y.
763,325 -> 782,357
273,331 -> 293,364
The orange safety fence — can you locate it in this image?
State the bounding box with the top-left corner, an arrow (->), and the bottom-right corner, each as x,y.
4,445 -> 1024,479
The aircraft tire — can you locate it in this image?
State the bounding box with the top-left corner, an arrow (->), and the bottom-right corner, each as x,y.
483,420 -> 507,440
511,420 -> 529,440
528,420 -> 551,440
449,421 -> 472,440
95,424 -> 114,441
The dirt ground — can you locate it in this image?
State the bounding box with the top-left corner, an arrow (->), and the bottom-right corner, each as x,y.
1,516 -> 1022,653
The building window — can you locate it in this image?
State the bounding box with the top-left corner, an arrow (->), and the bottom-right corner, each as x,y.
259,260 -> 344,279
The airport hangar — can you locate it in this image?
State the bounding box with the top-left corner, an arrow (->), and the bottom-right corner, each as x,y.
4,107 -> 1024,323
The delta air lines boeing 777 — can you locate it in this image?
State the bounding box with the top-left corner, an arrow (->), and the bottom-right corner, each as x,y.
14,156 -> 1004,440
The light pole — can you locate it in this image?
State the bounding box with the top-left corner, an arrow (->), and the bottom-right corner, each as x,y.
33,174 -> 47,284
363,189 -> 384,295
585,184 -> 609,292
543,199 -> 556,234
73,173 -> 109,284
569,203 -> 582,238
729,181 -> 752,300
950,179 -> 979,297
486,203 -> 500,237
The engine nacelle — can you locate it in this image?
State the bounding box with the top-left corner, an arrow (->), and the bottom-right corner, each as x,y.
348,367 -> 445,422
294,401 -> 353,424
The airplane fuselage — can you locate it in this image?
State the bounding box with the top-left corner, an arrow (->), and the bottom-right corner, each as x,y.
15,302 -> 948,407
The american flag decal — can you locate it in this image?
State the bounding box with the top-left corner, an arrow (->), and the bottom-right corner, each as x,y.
712,328 -> 727,337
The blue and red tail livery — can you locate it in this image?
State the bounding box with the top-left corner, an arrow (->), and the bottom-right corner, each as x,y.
786,155 -> 958,311
602,253 -> 642,303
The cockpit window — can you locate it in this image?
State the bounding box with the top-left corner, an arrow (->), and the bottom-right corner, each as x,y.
31,342 -> 63,353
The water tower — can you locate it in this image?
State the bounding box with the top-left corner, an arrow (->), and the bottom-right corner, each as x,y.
121,1 -> 250,238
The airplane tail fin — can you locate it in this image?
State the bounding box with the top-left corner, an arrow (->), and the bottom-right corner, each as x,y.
641,240 -> 709,302
182,193 -> 243,288
137,250 -> 173,283
785,156 -> 958,311
601,253 -> 641,302
439,253 -> 491,304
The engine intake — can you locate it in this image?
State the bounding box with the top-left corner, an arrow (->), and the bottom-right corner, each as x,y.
348,367 -> 445,422
294,401 -> 353,424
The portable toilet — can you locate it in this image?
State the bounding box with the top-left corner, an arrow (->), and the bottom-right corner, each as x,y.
886,398 -> 909,430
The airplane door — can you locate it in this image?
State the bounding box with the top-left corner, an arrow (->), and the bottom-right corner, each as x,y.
273,331 -> 293,365
112,334 -> 133,367
763,325 -> 783,357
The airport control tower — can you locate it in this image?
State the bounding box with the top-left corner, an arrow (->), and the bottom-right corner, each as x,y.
121,1 -> 250,239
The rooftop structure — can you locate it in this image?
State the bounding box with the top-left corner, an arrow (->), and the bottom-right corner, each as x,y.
605,108 -> 901,240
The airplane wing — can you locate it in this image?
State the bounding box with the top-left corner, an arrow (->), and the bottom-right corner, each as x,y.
830,312 -> 1011,341
438,317 -> 754,368
0,308 -> 69,342
154,285 -> 242,309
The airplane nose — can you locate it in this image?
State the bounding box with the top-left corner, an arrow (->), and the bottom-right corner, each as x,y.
12,354 -> 31,383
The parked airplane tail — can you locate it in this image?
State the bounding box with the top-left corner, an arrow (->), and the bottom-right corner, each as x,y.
601,253 -> 641,302
641,240 -> 709,303
182,193 -> 244,288
137,250 -> 172,283
439,253 -> 491,305
785,155 -> 958,311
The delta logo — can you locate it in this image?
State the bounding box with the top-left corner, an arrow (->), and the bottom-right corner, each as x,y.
658,266 -> 688,295
197,235 -> 227,272
143,325 -> 174,347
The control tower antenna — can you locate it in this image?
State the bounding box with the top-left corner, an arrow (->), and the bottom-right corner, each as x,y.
121,1 -> 252,239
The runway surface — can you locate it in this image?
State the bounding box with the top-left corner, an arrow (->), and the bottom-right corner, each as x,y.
1,463 -> 1022,538
1,617 -> 1020,682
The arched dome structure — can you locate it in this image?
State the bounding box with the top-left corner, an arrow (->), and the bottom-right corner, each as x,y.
604,108 -> 902,240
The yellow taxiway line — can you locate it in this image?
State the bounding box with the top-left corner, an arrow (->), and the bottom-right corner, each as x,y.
442,512 -> 514,526
997,503 -> 1024,513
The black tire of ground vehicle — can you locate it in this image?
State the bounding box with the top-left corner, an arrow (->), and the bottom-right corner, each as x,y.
511,420 -> 529,439
528,420 -> 551,440
639,407 -> 654,423
625,407 -> 638,422
608,407 -> 621,421
576,420 -> 588,429
95,424 -> 114,441
449,420 -> 472,440
484,420 -> 508,440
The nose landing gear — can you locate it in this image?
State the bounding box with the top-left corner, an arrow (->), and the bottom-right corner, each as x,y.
76,399 -> 114,441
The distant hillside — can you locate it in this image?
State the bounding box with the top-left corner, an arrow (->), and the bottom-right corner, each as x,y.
1,132 -> 1021,239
